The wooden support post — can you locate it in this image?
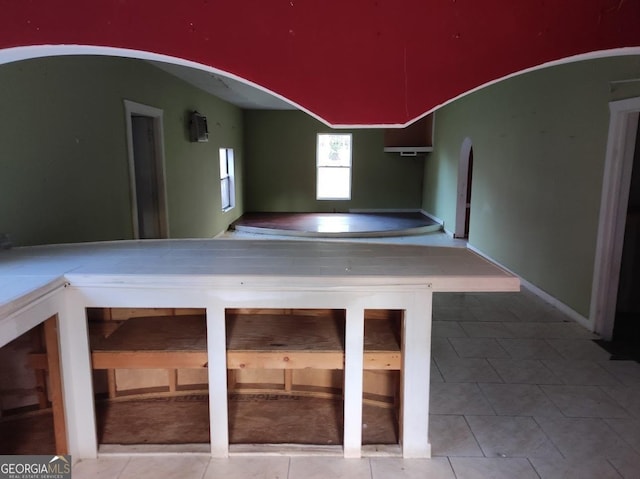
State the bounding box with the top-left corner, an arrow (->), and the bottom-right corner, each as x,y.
107,369 -> 117,399
284,369 -> 293,392
168,369 -> 178,392
34,370 -> 49,409
31,326 -> 49,409
44,315 -> 68,454
393,371 -> 400,409
227,370 -> 236,392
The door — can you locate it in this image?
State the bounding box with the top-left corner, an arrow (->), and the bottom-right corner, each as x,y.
131,115 -> 162,239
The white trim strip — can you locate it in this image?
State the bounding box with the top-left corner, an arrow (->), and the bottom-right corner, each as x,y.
466,244 -> 591,330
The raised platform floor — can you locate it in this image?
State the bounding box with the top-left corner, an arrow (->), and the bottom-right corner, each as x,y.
230,212 -> 441,238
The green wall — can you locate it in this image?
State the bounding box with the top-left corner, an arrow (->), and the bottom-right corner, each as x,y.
243,110 -> 424,212
0,56 -> 244,246
423,55 -> 640,317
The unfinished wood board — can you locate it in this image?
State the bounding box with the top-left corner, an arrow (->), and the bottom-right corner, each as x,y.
230,369 -> 397,405
37,311 -> 402,401
227,308 -> 340,317
87,308 -> 206,321
364,313 -> 401,352
90,312 -> 400,355
226,313 -> 345,351
227,351 -> 344,369
227,309 -> 400,351
228,394 -> 343,445
43,316 -> 67,454
229,394 -> 398,445
177,368 -> 208,386
232,369 -> 285,384
363,370 -> 399,398
89,393 -> 399,447
89,321 -> 124,340
0,412 -> 55,455
91,315 -> 207,351
292,369 -> 343,390
114,369 -> 170,391
95,395 -> 210,445
0,328 -> 42,413
91,351 -> 208,369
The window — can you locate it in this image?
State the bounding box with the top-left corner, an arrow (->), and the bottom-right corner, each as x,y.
316,133 -> 352,200
219,148 -> 235,211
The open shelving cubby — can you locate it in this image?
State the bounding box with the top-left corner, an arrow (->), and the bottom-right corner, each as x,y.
226,308 -> 403,446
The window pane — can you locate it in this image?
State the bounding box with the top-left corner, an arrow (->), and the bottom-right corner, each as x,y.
317,166 -> 351,199
219,148 -> 228,178
317,133 -> 352,200
221,177 -> 231,209
317,134 -> 351,167
219,147 -> 235,211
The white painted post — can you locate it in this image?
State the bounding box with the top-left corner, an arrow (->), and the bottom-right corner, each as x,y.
401,290 -> 432,458
343,306 -> 365,458
207,304 -> 229,457
58,289 -> 98,458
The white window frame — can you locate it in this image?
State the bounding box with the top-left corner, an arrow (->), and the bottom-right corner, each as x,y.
316,133 -> 352,200
219,148 -> 235,212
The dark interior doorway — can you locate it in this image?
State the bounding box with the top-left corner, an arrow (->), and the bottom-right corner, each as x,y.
131,115 -> 162,239
455,138 -> 473,239
607,120 -> 640,361
463,147 -> 474,239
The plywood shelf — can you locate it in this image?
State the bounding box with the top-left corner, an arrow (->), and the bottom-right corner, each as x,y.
29,309 -> 402,424
226,310 -> 401,370
31,310 -> 402,374
226,313 -> 345,352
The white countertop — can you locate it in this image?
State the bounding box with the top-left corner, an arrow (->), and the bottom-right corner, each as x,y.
0,239 -> 519,318
0,238 -> 520,458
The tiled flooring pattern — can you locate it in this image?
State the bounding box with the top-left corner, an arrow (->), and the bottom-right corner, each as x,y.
73,290 -> 640,479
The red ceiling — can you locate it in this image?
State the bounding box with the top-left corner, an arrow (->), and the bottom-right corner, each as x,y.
1,0 -> 639,125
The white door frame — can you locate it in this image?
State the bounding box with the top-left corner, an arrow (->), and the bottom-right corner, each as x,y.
455,137 -> 473,238
124,100 -> 169,239
591,96 -> 640,339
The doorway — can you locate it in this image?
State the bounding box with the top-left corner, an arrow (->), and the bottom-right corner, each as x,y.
611,119 -> 640,358
592,97 -> 640,341
455,138 -> 474,239
124,100 -> 168,239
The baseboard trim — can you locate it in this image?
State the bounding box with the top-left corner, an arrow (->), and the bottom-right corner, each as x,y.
419,210 -> 455,238
418,209 -> 443,225
348,208 -> 424,213
466,244 -> 592,331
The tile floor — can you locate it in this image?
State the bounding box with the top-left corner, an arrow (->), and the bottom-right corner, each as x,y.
71,288 -> 640,479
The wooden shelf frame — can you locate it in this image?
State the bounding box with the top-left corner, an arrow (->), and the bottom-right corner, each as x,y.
0,238 -> 520,460
29,309 -> 404,421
